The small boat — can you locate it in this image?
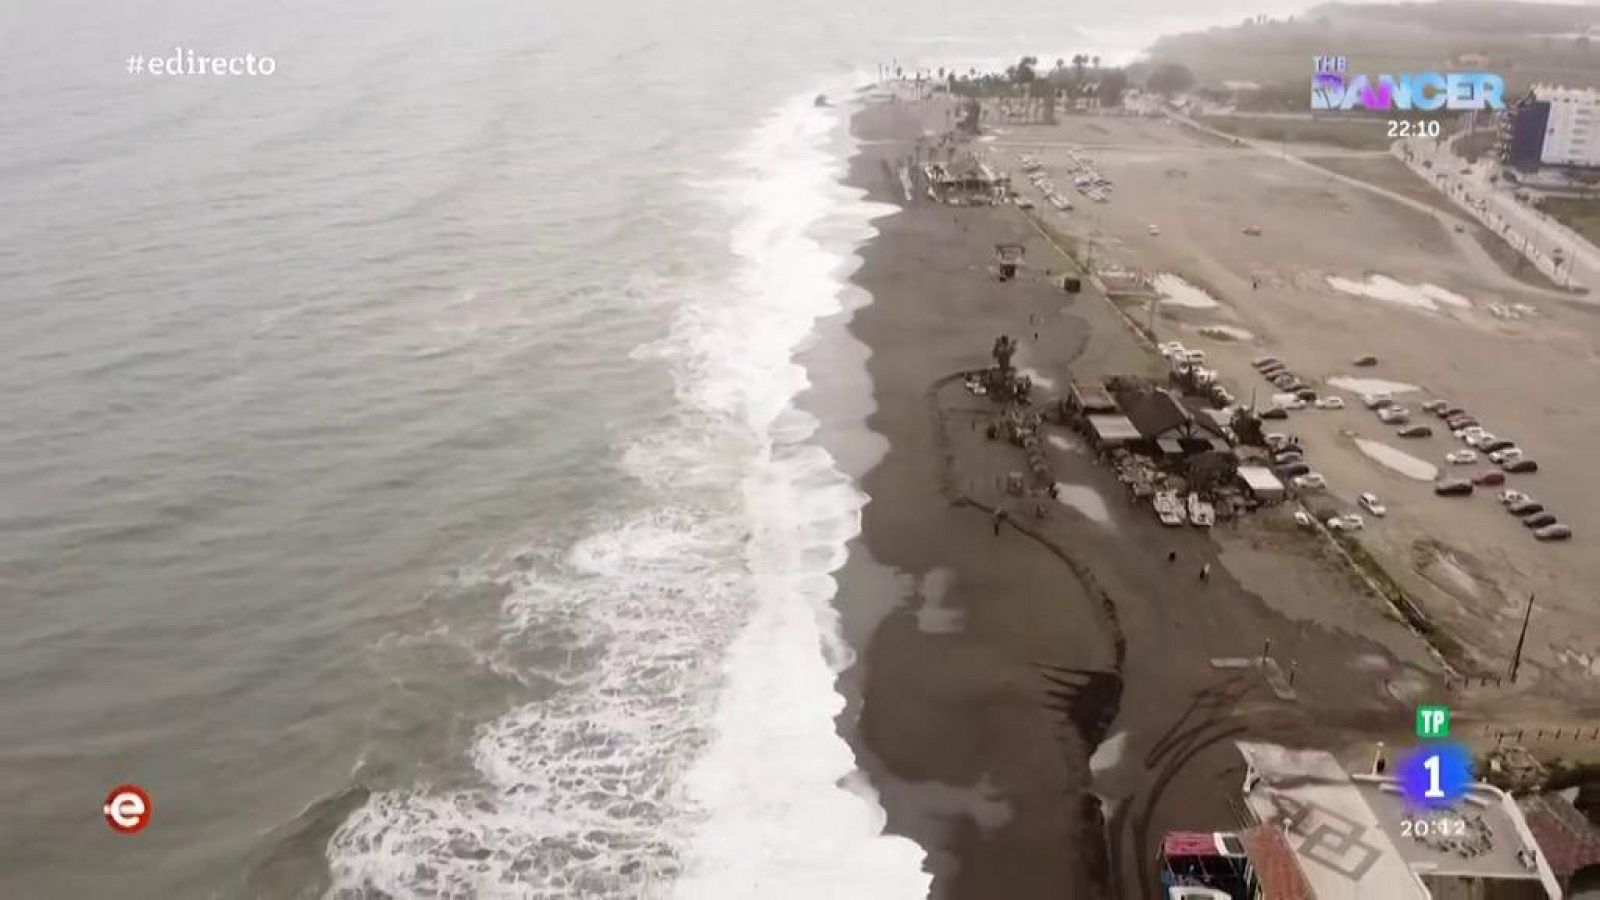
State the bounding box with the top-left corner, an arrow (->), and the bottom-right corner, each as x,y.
1154,491 -> 1186,526
814,94 -> 829,107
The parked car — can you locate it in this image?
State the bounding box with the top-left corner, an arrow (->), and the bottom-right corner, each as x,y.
1435,478 -> 1474,496
1445,450 -> 1478,465
1397,424 -> 1432,438
1294,387 -> 1318,402
1507,500 -> 1545,516
1259,406 -> 1289,420
1272,375 -> 1296,390
1377,407 -> 1410,424
1277,461 -> 1312,478
1534,523 -> 1573,541
1274,395 -> 1307,411
1293,473 -> 1327,490
1015,198 -> 1034,209
1523,512 -> 1558,529
1488,448 -> 1523,464
1464,432 -> 1497,448
1352,354 -> 1378,367
1498,490 -> 1531,506
1159,342 -> 1186,358
1359,492 -> 1387,516
1252,356 -> 1282,370
1314,396 -> 1345,410
1273,450 -> 1304,465
1326,514 -> 1365,531
1361,393 -> 1394,410
1446,416 -> 1479,430
1503,458 -> 1539,473
1480,439 -> 1515,453
1422,400 -> 1449,415
1472,470 -> 1506,486
1440,406 -> 1466,419
1265,433 -> 1292,450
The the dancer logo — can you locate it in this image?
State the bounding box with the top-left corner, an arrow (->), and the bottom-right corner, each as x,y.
103,784 -> 152,834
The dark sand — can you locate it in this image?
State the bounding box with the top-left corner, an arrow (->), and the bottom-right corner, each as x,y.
820,94 -> 1446,898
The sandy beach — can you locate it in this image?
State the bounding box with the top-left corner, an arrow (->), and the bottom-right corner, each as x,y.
806,92 -> 1476,898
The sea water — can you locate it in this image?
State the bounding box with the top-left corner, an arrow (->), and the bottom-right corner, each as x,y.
0,0 -> 1317,894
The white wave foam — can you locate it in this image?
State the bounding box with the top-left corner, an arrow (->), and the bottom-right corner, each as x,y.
324,85 -> 924,899
668,88 -> 927,900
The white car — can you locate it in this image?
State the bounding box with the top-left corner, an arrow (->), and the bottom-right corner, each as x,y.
1359,492 -> 1387,517
1326,514 -> 1365,531
1361,393 -> 1393,410
1015,198 -> 1034,209
1294,510 -> 1314,528
1498,489 -> 1531,506
1314,396 -> 1345,410
1488,447 -> 1523,464
1148,224 -> 1161,235
1182,350 -> 1207,365
1274,395 -> 1307,411
1158,342 -> 1186,358
1293,472 -> 1327,490
1445,450 -> 1478,465
1465,432 -> 1497,448
1376,406 -> 1410,424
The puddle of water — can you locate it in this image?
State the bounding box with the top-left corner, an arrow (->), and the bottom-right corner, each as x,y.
1197,325 -> 1255,341
1428,554 -> 1483,599
1327,274 -> 1473,313
1151,272 -> 1219,309
1089,731 -> 1127,776
1354,438 -> 1438,481
1327,376 -> 1420,395
915,567 -> 965,634
1054,483 -> 1112,525
1419,283 -> 1472,309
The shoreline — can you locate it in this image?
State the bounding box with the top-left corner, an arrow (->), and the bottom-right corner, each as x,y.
812,88 -> 1448,898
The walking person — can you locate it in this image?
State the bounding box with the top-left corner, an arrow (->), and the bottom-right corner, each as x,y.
1167,550 -> 1177,563
1199,563 -> 1211,582
992,508 -> 1008,536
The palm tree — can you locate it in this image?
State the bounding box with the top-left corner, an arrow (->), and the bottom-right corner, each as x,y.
1091,55 -> 1101,70
1071,54 -> 1088,85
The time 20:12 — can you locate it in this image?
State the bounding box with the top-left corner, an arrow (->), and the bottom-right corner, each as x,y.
1388,119 -> 1442,138
1400,817 -> 1465,837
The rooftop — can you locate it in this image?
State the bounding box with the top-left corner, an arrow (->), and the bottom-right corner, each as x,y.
1086,414 -> 1140,444
1237,742 -> 1561,899
1519,792 -> 1600,880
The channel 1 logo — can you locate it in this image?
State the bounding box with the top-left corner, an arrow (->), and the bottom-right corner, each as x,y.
103,784 -> 152,835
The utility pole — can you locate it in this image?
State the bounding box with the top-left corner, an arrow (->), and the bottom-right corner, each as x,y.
1508,593 -> 1535,683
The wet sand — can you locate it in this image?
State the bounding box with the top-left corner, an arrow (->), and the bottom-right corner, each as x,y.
817,95 -> 1446,898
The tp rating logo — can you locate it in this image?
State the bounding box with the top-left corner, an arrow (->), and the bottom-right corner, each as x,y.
1416,705 -> 1450,739
104,784 -> 152,835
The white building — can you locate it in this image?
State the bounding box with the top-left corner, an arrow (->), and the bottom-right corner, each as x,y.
1535,85 -> 1600,168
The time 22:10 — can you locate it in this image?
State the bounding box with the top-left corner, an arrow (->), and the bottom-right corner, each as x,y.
1388,119 -> 1442,138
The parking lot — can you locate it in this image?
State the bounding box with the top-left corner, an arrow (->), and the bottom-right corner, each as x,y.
988,111 -> 1600,685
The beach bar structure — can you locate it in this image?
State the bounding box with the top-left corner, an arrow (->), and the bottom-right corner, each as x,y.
925,151 -> 1008,206
1113,388 -> 1231,457
1236,465 -> 1285,502
1085,414 -> 1140,450
1066,380 -> 1118,416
